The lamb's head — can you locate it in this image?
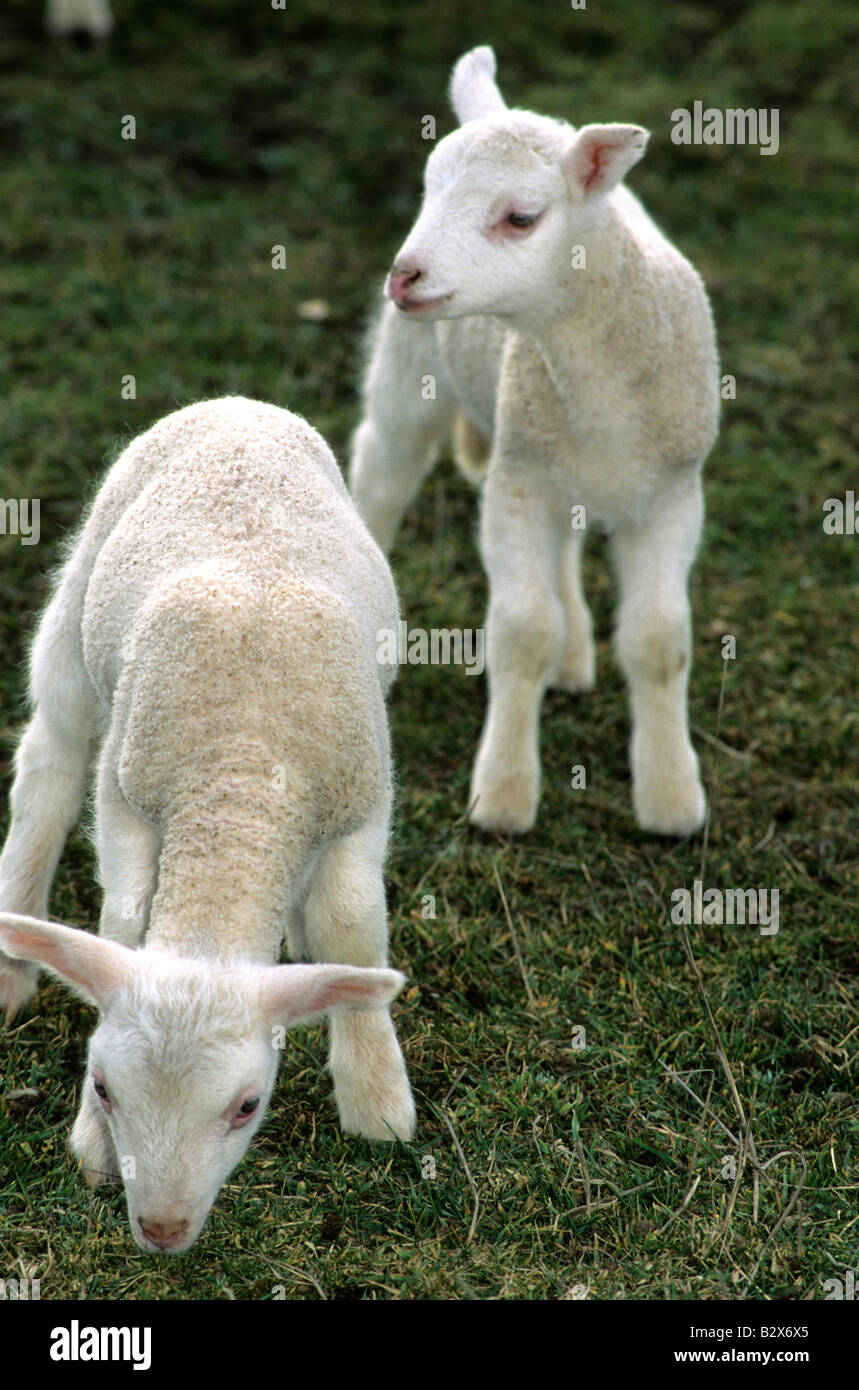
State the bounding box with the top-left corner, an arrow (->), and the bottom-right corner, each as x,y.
386,46 -> 649,322
0,913 -> 403,1254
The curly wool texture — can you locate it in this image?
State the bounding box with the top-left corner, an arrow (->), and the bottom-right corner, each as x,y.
67,397 -> 398,960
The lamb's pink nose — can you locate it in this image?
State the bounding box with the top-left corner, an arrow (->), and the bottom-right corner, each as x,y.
140,1216 -> 189,1249
387,262 -> 424,305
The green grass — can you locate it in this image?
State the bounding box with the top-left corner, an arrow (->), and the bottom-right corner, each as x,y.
1,0 -> 857,1300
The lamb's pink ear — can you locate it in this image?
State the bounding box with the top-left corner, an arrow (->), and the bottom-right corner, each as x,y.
0,913 -> 135,1010
564,123 -> 649,196
259,963 -> 406,1028
450,46 -> 507,124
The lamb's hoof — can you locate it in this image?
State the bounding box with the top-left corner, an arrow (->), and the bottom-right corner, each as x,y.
0,958 -> 38,1024
553,647 -> 595,694
634,778 -> 706,837
336,1077 -> 416,1143
469,766 -> 538,835
46,0 -> 113,44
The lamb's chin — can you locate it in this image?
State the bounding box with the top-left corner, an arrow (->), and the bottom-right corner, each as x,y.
396,293 -> 454,317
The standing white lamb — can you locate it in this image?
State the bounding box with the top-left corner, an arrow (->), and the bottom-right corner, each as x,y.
350,46 -> 720,837
0,396 -> 415,1253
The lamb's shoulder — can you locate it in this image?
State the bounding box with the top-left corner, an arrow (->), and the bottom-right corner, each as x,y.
59,396 -> 344,644
489,197 -> 720,483
610,188 -> 718,371
33,404 -> 207,663
490,303 -> 717,514
608,203 -> 720,467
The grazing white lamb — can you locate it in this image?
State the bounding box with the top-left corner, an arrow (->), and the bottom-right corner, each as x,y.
45,0 -> 113,41
0,396 -> 415,1253
350,46 -> 720,837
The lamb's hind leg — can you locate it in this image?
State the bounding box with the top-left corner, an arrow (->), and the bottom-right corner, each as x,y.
303,796 -> 415,1141
611,472 -> 706,835
349,309 -> 456,551
553,528 -> 595,693
0,604 -> 95,1019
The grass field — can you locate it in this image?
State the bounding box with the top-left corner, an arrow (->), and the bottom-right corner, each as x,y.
0,0 -> 857,1300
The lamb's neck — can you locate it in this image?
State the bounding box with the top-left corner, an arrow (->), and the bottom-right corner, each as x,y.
507,199 -> 635,368
146,772 -> 314,965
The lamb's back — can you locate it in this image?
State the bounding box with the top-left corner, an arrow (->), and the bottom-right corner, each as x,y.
80,397 -> 397,703
76,399 -> 396,839
111,563 -> 390,843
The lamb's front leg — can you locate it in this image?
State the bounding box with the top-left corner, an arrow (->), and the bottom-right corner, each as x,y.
611,472 -> 706,835
469,475 -> 566,833
303,805 -> 415,1141
0,712 -> 90,1019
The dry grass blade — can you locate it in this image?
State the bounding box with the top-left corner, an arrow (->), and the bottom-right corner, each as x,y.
492,858 -> 535,1005
439,1105 -> 481,1245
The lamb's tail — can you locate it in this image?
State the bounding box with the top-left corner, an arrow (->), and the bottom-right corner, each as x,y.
451,411 -> 491,486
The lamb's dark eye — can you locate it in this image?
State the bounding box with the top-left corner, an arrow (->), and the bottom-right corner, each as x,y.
238,1097 -> 260,1116
93,1079 -> 108,1101
507,212 -> 538,228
